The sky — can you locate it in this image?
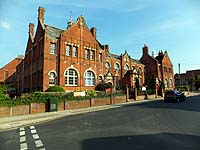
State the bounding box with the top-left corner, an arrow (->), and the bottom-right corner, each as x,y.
0,0 -> 200,74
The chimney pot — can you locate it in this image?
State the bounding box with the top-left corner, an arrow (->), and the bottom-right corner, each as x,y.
38,6 -> 45,23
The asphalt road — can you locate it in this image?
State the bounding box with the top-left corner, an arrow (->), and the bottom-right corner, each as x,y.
1,95 -> 200,150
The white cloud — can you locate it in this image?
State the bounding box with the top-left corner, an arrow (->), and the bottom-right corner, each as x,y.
0,20 -> 11,31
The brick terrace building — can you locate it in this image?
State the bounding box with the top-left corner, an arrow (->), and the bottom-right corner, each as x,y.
174,69 -> 200,90
140,45 -> 174,93
16,7 -> 145,93
0,55 -> 23,88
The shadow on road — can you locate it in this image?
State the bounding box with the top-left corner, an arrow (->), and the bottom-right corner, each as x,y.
82,132 -> 200,150
125,95 -> 200,113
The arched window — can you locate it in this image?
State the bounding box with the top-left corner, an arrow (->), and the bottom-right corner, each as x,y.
105,61 -> 111,69
65,69 -> 78,86
138,67 -> 142,74
114,63 -> 120,70
49,72 -> 56,86
99,76 -> 103,83
164,78 -> 168,88
85,71 -> 95,86
124,64 -> 129,71
132,66 -> 135,71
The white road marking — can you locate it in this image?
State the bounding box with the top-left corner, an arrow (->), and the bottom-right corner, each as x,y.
20,127 -> 25,131
19,126 -> 46,149
32,134 -> 40,140
35,140 -> 44,147
20,142 -> 28,150
19,131 -> 25,136
30,126 -> 35,129
20,136 -> 26,142
31,129 -> 37,134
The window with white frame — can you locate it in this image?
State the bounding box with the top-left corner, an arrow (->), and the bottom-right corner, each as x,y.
73,46 -> 78,57
85,71 -> 95,86
65,69 -> 78,86
124,64 -> 129,71
49,72 -> 56,86
90,50 -> 95,60
50,43 -> 56,54
85,49 -> 89,59
105,61 -> 111,69
66,45 -> 71,56
114,63 -> 120,70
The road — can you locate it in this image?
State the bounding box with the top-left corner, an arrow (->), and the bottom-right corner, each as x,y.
0,95 -> 200,150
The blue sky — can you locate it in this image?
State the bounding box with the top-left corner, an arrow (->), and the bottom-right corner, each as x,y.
0,0 -> 200,74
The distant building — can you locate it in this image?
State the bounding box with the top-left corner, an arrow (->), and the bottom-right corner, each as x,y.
174,69 -> 200,91
0,55 -> 23,88
16,6 -> 145,93
140,45 -> 174,94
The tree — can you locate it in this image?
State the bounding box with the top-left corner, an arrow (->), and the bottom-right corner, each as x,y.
194,75 -> 200,90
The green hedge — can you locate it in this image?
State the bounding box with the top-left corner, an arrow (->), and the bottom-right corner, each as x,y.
0,90 -> 125,107
46,86 -> 65,92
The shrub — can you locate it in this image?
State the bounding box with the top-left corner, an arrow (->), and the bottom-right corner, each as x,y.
46,86 -> 65,92
95,83 -> 112,91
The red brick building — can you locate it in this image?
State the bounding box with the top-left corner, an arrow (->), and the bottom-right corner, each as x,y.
174,69 -> 200,91
0,55 -> 23,88
140,44 -> 174,93
16,7 -> 145,93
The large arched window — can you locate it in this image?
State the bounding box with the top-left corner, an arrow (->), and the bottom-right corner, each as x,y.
49,72 -> 56,86
124,64 -> 129,71
85,71 -> 95,86
105,61 -> 111,69
114,63 -> 120,70
65,69 -> 78,86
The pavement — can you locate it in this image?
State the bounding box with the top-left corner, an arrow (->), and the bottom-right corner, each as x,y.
0,92 -> 199,132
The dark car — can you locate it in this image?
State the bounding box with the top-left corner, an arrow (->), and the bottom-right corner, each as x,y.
164,90 -> 186,103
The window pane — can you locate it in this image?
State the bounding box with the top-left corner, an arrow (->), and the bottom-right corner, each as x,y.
50,43 -> 56,54
99,53 -> 102,62
85,71 -> 95,86
66,45 -> 71,56
73,46 -> 78,57
65,69 -> 78,86
90,50 -> 95,60
106,62 -> 110,69
85,49 -> 89,59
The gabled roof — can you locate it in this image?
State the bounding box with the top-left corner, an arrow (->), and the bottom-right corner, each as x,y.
44,24 -> 64,39
106,51 -> 142,64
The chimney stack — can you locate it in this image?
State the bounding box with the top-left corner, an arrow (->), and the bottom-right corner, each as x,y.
29,23 -> 34,38
105,44 -> 109,52
142,44 -> 149,55
38,6 -> 45,23
90,27 -> 96,38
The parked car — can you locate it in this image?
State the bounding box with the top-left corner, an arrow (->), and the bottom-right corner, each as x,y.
164,90 -> 186,103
